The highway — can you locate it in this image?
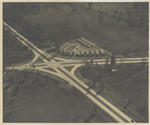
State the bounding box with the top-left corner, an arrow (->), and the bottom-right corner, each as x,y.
4,21 -> 148,123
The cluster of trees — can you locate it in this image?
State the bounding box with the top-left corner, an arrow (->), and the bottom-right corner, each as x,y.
81,59 -> 105,94
80,55 -> 117,94
97,3 -> 148,30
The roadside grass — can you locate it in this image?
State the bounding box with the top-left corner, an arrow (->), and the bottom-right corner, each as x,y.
56,54 -> 107,60
126,51 -> 148,58
64,66 -> 74,72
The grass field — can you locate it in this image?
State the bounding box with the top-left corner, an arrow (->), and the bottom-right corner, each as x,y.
3,71 -> 114,123
75,63 -> 148,122
64,66 -> 74,72
3,3 -> 148,54
3,29 -> 34,69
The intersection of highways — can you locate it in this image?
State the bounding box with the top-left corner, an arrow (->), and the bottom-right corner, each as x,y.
3,21 -> 149,123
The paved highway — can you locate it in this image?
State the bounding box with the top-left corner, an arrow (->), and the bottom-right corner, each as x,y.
4,21 -> 148,123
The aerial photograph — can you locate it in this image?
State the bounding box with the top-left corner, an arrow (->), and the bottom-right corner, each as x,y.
3,2 -> 149,123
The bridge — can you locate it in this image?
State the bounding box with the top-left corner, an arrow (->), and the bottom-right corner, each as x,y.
4,22 -> 149,123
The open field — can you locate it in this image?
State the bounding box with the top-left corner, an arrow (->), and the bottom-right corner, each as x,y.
75,63 -> 148,122
3,29 -> 34,69
3,3 -> 148,54
3,71 -> 114,123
